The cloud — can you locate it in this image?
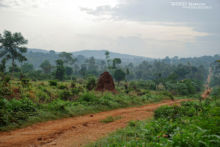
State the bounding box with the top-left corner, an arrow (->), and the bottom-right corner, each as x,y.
81,0 -> 220,34
80,0 -> 220,57
82,0 -> 219,22
0,0 -> 8,7
0,0 -> 48,9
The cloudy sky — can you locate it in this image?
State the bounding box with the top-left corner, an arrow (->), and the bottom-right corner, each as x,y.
0,0 -> 219,58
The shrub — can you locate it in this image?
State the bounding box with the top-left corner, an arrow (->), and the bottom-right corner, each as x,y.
71,88 -> 80,96
154,101 -> 204,120
49,80 -> 58,86
78,92 -> 97,103
0,98 -> 37,128
154,105 -> 182,120
21,78 -> 30,88
58,85 -> 67,89
86,77 -> 96,90
60,90 -> 72,101
71,81 -> 76,88
37,90 -> 50,102
2,75 -> 11,85
161,91 -> 174,100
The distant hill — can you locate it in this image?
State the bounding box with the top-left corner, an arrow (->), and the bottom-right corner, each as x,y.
24,49 -> 153,68
73,50 -> 153,63
28,48 -> 50,53
19,49 -> 219,69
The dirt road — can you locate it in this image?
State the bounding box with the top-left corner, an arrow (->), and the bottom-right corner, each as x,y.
0,99 -> 189,147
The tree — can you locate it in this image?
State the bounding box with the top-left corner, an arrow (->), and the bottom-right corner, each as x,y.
59,52 -> 76,79
113,58 -> 121,69
59,52 -> 76,65
114,69 -> 126,85
21,63 -> 34,73
105,51 -> 111,69
0,30 -> 28,72
55,59 -> 65,81
65,66 -> 73,77
86,57 -> 98,75
49,50 -> 56,54
40,60 -> 52,74
79,64 -> 87,77
0,58 -> 6,73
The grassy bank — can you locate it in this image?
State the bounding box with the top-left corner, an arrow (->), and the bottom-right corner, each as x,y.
0,78 -> 201,131
89,99 -> 220,147
0,89 -> 175,131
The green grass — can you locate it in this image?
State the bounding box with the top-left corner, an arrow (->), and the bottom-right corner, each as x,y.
0,89 -> 173,131
88,99 -> 220,147
0,79 -> 195,131
100,116 -> 122,123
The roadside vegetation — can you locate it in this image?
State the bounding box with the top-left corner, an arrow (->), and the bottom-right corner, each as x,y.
89,96 -> 220,147
0,78 -> 192,131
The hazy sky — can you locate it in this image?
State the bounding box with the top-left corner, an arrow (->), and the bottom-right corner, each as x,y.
0,0 -> 219,58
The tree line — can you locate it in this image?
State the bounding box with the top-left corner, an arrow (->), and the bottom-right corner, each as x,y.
0,30 -> 218,87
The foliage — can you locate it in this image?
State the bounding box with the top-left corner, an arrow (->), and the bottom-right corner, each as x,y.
21,78 -> 30,88
90,100 -> 220,147
49,80 -> 58,86
40,60 -> 52,74
21,63 -> 34,73
114,69 -> 126,84
0,98 -> 36,128
0,58 -> 6,72
86,77 -> 96,90
55,59 -> 65,81
65,66 -> 73,76
59,90 -> 72,101
59,52 -> 76,65
113,58 -> 121,69
0,80 -> 172,131
0,30 -> 28,72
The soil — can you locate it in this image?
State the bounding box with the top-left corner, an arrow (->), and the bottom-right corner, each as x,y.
202,68 -> 212,99
0,99 -> 190,147
95,72 -> 116,92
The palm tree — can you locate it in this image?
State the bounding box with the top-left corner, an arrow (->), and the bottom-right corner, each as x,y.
0,30 -> 28,72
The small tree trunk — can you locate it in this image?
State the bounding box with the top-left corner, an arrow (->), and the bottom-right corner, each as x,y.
12,58 -> 15,73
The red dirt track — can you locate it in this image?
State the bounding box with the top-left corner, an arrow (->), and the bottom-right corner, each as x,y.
0,99 -> 190,147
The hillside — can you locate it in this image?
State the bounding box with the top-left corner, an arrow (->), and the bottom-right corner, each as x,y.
24,49 -> 153,68
20,49 -> 219,70
73,50 -> 153,63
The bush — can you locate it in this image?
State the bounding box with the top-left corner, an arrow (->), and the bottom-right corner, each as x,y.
21,78 -> 30,88
58,84 -> 67,89
71,81 -> 76,88
60,90 -> 72,101
86,77 -> 96,90
37,90 -> 50,102
154,101 -> 204,120
0,98 -> 37,128
161,91 -> 174,100
78,92 -> 98,103
2,75 -> 11,85
49,80 -> 58,86
71,88 -> 80,96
